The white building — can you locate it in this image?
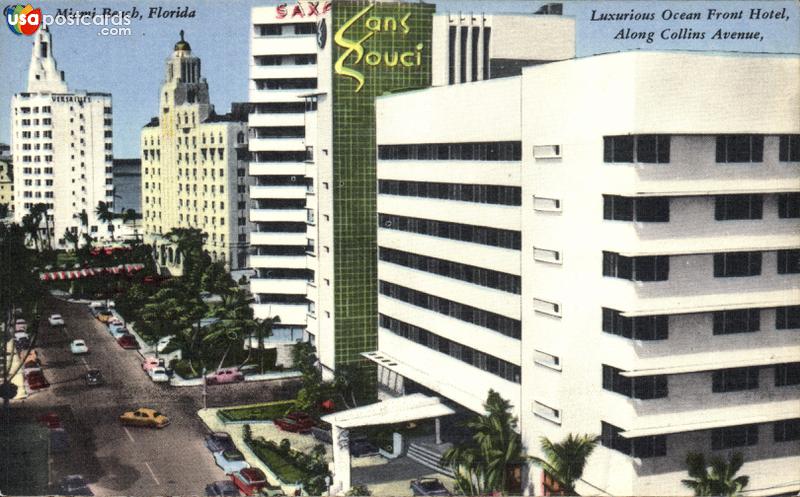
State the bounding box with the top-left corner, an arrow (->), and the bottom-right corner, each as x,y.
248,0 -> 574,370
372,52 -> 799,495
11,27 -> 114,247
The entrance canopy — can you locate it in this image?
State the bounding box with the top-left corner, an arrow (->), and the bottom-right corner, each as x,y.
321,393 -> 455,429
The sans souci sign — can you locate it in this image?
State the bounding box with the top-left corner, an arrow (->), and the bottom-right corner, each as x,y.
334,4 -> 425,92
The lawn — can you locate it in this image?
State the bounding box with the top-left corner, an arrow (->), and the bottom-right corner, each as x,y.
217,400 -> 296,422
247,438 -> 309,484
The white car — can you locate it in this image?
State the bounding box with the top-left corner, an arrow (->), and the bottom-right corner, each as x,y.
156,335 -> 175,353
14,331 -> 29,341
70,339 -> 89,355
48,314 -> 65,327
212,449 -> 250,475
148,367 -> 170,383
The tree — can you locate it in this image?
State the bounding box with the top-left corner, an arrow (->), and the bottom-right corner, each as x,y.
30,203 -> 51,250
441,390 -> 524,495
0,203 -> 9,219
74,209 -> 89,238
533,434 -> 599,495
122,208 -> 141,240
165,227 -> 209,288
332,364 -> 373,409
63,229 -> 79,254
21,213 -> 40,251
95,201 -> 115,242
682,452 -> 749,497
202,260 -> 235,296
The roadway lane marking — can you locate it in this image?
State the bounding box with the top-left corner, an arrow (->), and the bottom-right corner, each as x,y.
123,426 -> 135,443
144,461 -> 160,486
80,357 -> 90,370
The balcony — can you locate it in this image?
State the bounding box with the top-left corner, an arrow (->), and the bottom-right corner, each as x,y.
251,36 -> 317,57
250,209 -> 306,223
249,254 -> 307,269
252,303 -> 308,325
250,185 -> 307,200
250,231 -> 306,246
248,113 -> 304,128
249,162 -> 306,176
251,277 -> 308,294
249,138 -> 306,152
250,64 -> 317,80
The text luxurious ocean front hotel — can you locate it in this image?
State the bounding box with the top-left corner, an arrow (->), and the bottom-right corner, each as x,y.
241,1 -> 798,495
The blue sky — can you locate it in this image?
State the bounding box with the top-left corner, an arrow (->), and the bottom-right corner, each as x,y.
1,0 -> 798,158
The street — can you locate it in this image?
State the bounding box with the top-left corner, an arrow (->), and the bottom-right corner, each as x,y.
10,297 -> 300,496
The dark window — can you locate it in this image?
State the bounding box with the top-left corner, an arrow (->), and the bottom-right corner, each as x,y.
379,214 -> 520,250
459,27 -> 467,83
778,135 -> 800,162
716,135 -> 764,163
775,363 -> 800,387
778,193 -> 800,218
378,142 -> 522,161
714,195 -> 763,220
636,135 -> 670,163
251,102 -> 306,114
482,27 -> 491,80
777,250 -> 800,274
255,78 -> 317,90
294,23 -> 316,35
379,281 -> 521,339
257,24 -> 282,36
379,180 -> 520,206
603,365 -> 667,399
774,419 -> 800,442
713,252 -> 762,277
776,306 -> 800,330
711,425 -> 758,450
635,197 -> 670,222
448,26 -> 456,85
713,309 -> 760,335
601,422 -> 666,458
602,308 -> 668,340
603,195 -> 633,221
712,367 -> 759,392
604,136 -> 634,163
603,252 -> 669,281
254,55 -> 282,66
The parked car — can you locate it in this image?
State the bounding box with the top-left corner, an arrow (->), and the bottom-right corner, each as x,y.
96,311 -> 114,323
56,475 -> 92,496
85,369 -> 104,386
311,425 -> 332,444
410,478 -> 451,496
14,330 -> 30,341
148,367 -> 170,383
117,334 -> 139,349
260,483 -> 285,497
205,480 -> 241,497
108,320 -> 126,334
23,358 -> 42,373
48,314 -> 65,326
15,337 -> 31,354
156,335 -> 175,353
20,349 -> 39,365
205,432 -> 237,453
273,412 -> 315,434
213,449 -> 250,475
230,468 -> 267,496
37,412 -> 62,429
50,428 -> 70,453
109,326 -> 128,339
119,407 -> 169,428
141,356 -> 164,372
206,368 -> 244,386
14,319 -> 27,332
350,439 -> 379,458
70,339 -> 89,355
238,364 -> 260,377
26,370 -> 49,390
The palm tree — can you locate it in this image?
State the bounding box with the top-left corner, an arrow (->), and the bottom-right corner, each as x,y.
122,208 -> 140,240
96,201 -> 115,242
0,203 -> 9,219
440,390 -> 523,494
533,434 -> 599,495
21,213 -> 40,251
682,452 -> 749,497
30,203 -> 51,250
63,228 -> 79,254
74,209 -> 89,240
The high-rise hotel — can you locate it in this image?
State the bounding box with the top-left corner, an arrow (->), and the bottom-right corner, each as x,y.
141,33 -> 251,273
372,52 -> 799,495
248,0 -> 574,373
11,27 -> 114,246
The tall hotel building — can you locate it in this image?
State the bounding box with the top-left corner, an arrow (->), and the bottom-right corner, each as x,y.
373,52 -> 799,495
11,27 -> 114,246
141,33 -> 251,272
248,0 -> 574,371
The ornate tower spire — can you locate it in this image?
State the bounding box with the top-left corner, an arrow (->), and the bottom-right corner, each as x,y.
27,26 -> 68,93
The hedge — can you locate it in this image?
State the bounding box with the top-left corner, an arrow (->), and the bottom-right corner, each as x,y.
217,400 -> 296,422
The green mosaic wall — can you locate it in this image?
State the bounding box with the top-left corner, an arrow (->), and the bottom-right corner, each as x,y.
331,1 -> 434,366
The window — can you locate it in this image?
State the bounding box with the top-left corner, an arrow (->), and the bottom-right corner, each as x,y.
778,135 -> 800,161
636,135 -> 671,163
713,309 -> 760,335
712,367 -> 759,392
533,350 -> 561,370
602,308 -> 668,340
711,425 -> 758,450
533,299 -> 561,317
294,23 -> 316,35
601,422 -> 666,458
715,195 -> 763,220
379,214 -> 521,250
533,145 -> 561,159
533,401 -> 561,424
776,306 -> 800,330
603,196 -> 670,222
533,196 -> 561,212
714,252 -> 762,277
533,247 -> 561,264
777,250 -> 800,274
716,135 -> 763,163
603,252 -> 669,281
378,180 -> 521,206
257,24 -> 282,36
378,142 -> 522,161
778,193 -> 800,218
603,365 -> 667,399
603,136 -> 634,162
774,419 -> 800,442
775,363 -> 800,387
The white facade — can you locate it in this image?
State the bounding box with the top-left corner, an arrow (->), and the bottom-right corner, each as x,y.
11,28 -> 114,247
374,52 -> 800,496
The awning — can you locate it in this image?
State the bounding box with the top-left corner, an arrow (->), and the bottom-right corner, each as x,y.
620,297 -> 797,317
39,263 -> 144,281
619,406 -> 800,438
321,393 -> 455,429
619,351 -> 800,377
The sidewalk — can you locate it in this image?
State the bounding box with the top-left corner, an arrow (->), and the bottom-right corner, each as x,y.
4,339 -> 28,400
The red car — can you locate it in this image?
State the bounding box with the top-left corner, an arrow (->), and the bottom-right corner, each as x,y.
230,468 -> 267,496
26,370 -> 50,390
274,411 -> 315,433
37,412 -> 62,429
206,368 -> 244,386
117,334 -> 139,349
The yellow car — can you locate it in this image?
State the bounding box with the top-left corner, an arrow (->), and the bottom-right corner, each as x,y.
119,408 -> 170,428
97,311 -> 114,323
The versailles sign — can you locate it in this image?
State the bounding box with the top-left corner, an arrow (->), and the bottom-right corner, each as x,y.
333,3 -> 427,93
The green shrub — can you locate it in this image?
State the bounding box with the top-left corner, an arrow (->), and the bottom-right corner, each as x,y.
243,424 -> 252,443
171,359 -> 199,379
247,439 -> 307,483
346,484 -> 371,496
279,438 -> 291,454
217,400 -> 296,422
